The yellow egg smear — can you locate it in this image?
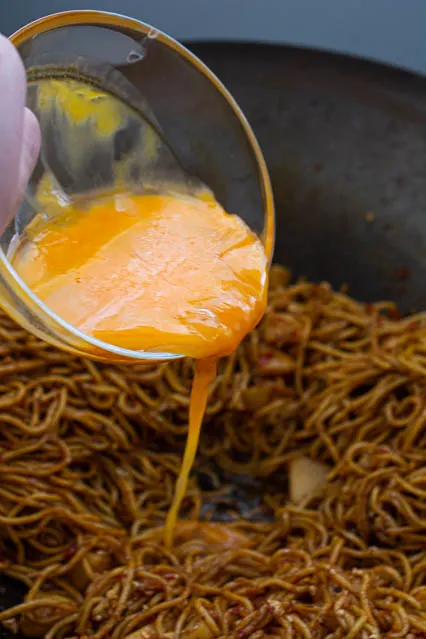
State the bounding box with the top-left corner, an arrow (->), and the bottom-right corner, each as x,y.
36,78 -> 123,137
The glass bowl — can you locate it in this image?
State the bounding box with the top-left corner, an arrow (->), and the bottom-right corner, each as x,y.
1,10 -> 274,363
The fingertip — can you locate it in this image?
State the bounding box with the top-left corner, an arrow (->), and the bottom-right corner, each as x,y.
18,107 -> 41,200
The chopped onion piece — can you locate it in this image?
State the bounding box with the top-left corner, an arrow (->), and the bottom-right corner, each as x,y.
290,456 -> 329,504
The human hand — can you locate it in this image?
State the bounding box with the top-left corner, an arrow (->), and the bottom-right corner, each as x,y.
0,34 -> 40,234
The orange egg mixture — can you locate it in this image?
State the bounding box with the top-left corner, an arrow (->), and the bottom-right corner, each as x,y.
12,192 -> 268,545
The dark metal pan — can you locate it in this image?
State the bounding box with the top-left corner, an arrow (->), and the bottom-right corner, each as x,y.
192,44 -> 426,313
1,42 -> 426,637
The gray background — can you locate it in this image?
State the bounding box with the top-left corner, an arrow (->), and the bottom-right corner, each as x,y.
2,0 -> 426,76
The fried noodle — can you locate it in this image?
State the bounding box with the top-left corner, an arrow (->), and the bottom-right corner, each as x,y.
0,266 -> 424,638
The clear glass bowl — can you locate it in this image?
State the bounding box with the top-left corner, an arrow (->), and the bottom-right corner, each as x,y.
1,10 -> 275,363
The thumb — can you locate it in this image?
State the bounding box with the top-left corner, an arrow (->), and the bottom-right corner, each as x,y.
17,107 -> 41,206
0,35 -> 40,234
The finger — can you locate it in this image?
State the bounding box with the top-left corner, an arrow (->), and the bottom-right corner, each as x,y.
17,107 -> 41,206
0,35 -> 27,232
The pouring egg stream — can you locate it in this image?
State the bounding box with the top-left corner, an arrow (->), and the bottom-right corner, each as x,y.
12,189 -> 269,546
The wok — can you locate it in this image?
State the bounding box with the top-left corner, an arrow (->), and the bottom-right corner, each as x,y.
1,42 -> 426,636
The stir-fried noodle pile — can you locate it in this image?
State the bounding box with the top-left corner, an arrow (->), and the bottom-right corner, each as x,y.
0,266 -> 425,638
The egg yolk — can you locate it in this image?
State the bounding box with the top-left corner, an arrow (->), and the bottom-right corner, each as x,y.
12,191 -> 268,545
